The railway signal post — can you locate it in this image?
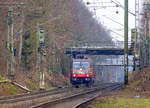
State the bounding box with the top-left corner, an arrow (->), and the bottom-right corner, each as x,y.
36,26 -> 47,89
3,3 -> 25,81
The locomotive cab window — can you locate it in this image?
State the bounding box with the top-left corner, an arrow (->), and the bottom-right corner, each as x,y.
73,62 -> 89,69
73,62 -> 80,69
81,62 -> 89,69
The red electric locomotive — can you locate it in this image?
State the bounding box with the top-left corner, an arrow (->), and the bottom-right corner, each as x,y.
71,58 -> 94,87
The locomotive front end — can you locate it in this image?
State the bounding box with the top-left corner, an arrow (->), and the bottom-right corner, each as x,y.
71,58 -> 94,87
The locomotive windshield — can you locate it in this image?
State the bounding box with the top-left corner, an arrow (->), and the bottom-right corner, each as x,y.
73,62 -> 89,69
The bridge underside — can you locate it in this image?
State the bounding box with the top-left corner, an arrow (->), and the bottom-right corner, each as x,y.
65,48 -> 132,55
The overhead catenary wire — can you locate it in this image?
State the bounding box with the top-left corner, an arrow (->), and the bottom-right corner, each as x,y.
108,29 -> 123,37
102,15 -> 124,26
111,0 -> 135,16
86,0 -> 135,16
102,15 -> 132,30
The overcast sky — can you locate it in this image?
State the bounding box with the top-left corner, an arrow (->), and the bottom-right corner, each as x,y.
82,0 -> 142,41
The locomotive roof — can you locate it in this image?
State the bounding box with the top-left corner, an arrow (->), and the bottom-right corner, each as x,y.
73,58 -> 92,62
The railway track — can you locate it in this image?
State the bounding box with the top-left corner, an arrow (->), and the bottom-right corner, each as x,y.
0,86 -> 71,108
75,83 -> 122,108
0,83 -> 122,108
31,83 -> 122,108
0,87 -> 69,103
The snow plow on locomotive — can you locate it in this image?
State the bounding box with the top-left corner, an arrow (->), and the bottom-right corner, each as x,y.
70,58 -> 94,87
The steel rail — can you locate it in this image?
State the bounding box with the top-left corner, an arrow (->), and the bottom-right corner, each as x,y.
74,84 -> 122,108
0,87 -> 69,103
31,83 -> 123,108
0,84 -> 99,103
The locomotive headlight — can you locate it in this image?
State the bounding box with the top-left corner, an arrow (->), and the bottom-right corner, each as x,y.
73,74 -> 76,77
86,74 -> 89,77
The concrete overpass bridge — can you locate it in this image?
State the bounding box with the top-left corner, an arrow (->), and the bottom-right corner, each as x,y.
65,41 -> 133,56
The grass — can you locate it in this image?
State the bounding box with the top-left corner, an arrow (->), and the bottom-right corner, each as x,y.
125,80 -> 141,89
91,97 -> 150,108
0,75 -> 9,82
5,84 -> 17,95
26,80 -> 38,91
0,75 -> 5,80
